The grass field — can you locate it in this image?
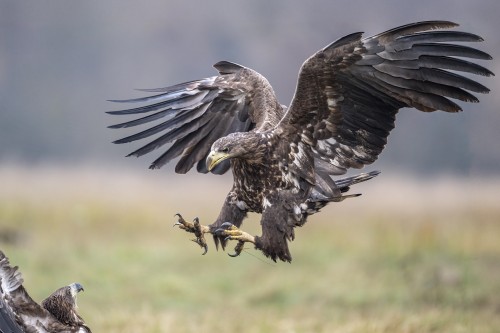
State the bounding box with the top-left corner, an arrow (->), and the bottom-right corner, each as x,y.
1,165 -> 499,332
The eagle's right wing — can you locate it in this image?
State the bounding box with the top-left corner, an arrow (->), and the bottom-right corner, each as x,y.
108,61 -> 284,173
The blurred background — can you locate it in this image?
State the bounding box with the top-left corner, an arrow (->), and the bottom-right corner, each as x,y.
1,1 -> 499,332
1,0 -> 499,173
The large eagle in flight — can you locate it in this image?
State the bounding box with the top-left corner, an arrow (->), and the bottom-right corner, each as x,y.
109,21 -> 492,262
0,250 -> 91,332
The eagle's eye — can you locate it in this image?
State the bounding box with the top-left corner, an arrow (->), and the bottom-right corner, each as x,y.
222,147 -> 230,153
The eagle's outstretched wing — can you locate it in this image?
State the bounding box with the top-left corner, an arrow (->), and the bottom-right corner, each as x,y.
278,21 -> 493,175
109,61 -> 284,173
0,251 -> 24,333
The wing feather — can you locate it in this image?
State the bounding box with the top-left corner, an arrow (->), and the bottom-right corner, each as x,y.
369,20 -> 458,42
127,104 -> 214,158
372,65 -> 488,94
107,88 -> 215,115
383,56 -> 494,76
377,43 -> 492,61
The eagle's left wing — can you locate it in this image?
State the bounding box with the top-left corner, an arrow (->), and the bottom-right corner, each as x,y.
277,21 -> 492,175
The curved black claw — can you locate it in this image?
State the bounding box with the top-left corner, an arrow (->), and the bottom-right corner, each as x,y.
214,222 -> 235,235
214,222 -> 255,258
172,213 -> 185,228
228,241 -> 245,257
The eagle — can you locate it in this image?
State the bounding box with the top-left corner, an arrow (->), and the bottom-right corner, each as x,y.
108,21 -> 492,262
0,250 -> 91,333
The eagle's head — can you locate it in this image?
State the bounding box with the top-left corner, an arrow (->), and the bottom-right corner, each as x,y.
69,282 -> 84,298
207,132 -> 265,171
41,282 -> 86,324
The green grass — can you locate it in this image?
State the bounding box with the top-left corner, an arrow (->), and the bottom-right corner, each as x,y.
1,166 -> 499,332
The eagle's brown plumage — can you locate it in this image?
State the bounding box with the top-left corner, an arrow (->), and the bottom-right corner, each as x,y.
109,21 -> 492,262
41,283 -> 88,330
0,250 -> 91,332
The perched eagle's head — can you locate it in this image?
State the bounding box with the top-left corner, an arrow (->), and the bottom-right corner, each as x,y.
207,132 -> 265,171
41,282 -> 86,327
69,282 -> 84,298
43,282 -> 84,307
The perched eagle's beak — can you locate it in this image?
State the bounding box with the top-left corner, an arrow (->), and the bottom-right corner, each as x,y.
206,150 -> 230,171
71,283 -> 84,293
69,282 -> 84,299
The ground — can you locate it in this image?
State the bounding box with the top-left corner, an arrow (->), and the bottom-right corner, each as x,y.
0,166 -> 499,333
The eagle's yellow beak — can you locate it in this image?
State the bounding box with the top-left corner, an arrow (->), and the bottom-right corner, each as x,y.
206,151 -> 230,171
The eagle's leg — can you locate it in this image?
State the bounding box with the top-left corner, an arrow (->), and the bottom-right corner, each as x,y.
207,195 -> 248,252
173,214 -> 210,255
214,222 -> 255,257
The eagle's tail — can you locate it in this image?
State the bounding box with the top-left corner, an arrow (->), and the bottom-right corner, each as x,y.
301,170 -> 380,215
335,170 -> 380,195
